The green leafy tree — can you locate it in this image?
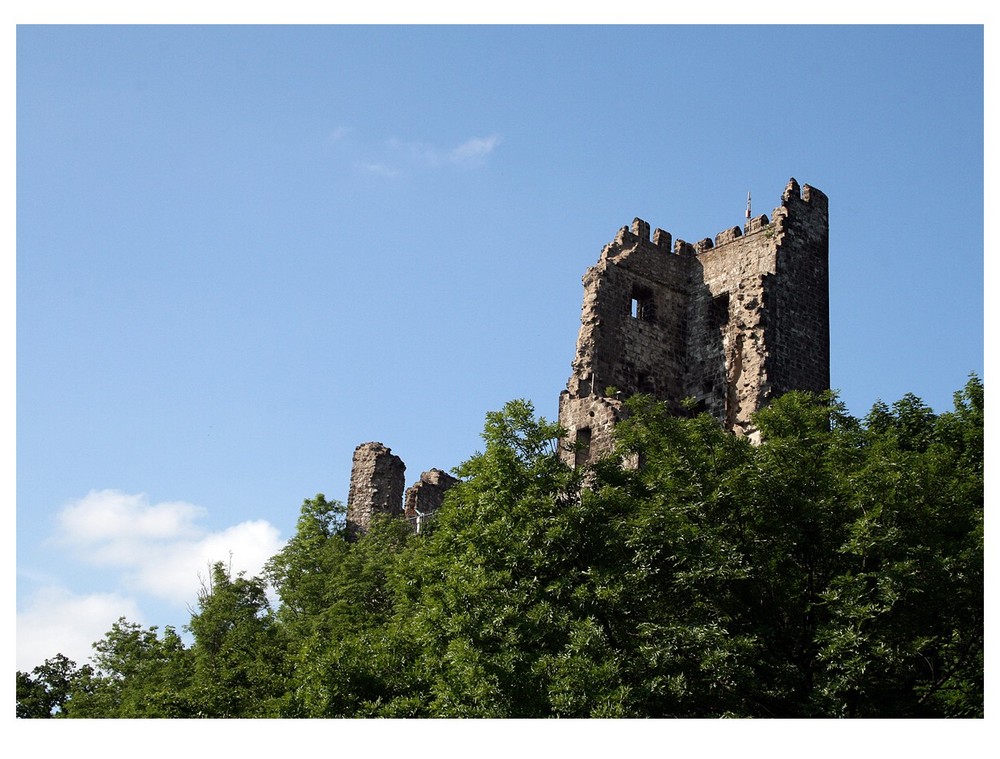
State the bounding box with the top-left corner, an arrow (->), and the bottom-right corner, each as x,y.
600,397 -> 766,716
185,562 -> 288,717
16,654 -> 81,718
18,379 -> 982,718
398,401 -> 580,716
812,376 -> 983,716
281,513 -> 419,717
265,492 -> 423,716
62,619 -> 193,717
265,495 -> 349,635
277,388 -> 982,718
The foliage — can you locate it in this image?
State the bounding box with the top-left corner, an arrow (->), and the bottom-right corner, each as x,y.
184,562 -> 289,717
17,377 -> 984,718
16,654 -> 80,718
62,619 -> 193,717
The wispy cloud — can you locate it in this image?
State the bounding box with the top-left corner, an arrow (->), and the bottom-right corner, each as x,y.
359,133 -> 502,177
448,135 -> 502,165
328,125 -> 352,142
357,161 -> 400,178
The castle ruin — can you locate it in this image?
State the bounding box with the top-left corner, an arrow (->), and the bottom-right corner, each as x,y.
558,177 -> 828,466
346,178 -> 829,534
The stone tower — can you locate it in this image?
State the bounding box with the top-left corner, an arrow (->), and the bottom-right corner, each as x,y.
558,178 -> 829,466
346,442 -> 406,538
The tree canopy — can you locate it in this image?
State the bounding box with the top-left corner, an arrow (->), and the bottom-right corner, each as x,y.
17,376 -> 984,718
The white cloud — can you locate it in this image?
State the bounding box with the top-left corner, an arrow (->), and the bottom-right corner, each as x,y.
134,519 -> 282,604
53,489 -> 284,605
17,491 -> 285,673
58,489 -> 205,544
17,586 -> 143,672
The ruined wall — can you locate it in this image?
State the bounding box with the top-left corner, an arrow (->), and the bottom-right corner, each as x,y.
346,442 -> 406,538
689,178 -> 829,433
404,469 -> 459,533
558,218 -> 690,467
346,445 -> 459,537
562,218 -> 690,404
559,178 -> 829,464
688,213 -> 780,433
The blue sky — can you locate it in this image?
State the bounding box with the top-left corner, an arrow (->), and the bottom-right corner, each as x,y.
15,23 -> 984,672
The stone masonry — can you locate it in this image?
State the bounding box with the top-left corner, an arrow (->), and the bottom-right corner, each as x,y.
558,178 -> 829,466
346,444 -> 458,537
345,442 -> 406,538
404,469 -> 460,533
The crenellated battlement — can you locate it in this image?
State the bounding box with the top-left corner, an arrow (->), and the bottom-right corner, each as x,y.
652,228 -> 671,249
623,217 -> 674,252
715,226 -> 743,246
745,214 -> 770,234
780,176 -> 828,209
607,178 -> 824,264
674,239 -> 696,256
560,178 -> 829,465
630,217 -> 650,241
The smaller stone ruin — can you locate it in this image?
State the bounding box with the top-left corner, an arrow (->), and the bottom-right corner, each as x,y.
404,469 -> 460,533
346,443 -> 458,538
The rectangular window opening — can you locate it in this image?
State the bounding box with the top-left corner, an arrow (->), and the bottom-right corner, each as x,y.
710,293 -> 730,328
630,284 -> 655,323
